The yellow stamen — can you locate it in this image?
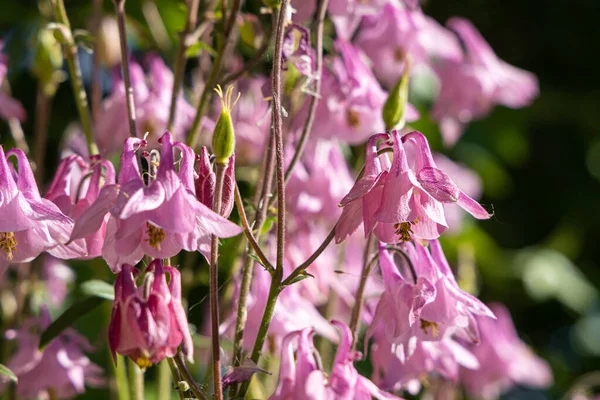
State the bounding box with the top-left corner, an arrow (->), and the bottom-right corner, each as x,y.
0,232 -> 17,260
214,84 -> 241,114
394,217 -> 418,242
346,109 -> 361,128
419,319 -> 440,338
135,355 -> 153,370
145,222 -> 166,250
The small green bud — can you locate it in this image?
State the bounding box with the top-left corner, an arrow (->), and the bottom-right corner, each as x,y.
212,85 -> 239,165
382,58 -> 412,131
177,380 -> 190,392
32,28 -> 64,97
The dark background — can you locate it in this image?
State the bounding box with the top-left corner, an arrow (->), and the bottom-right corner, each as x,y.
1,0 -> 600,398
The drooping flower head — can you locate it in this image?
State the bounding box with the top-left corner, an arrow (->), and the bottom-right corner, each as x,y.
108,259 -> 193,368
460,303 -> 553,399
0,146 -> 75,271
2,307 -> 104,398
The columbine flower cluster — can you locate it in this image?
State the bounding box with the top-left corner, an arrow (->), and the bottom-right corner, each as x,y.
0,0 -> 553,399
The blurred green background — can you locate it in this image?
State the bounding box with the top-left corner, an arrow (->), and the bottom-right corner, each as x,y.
1,0 -> 599,399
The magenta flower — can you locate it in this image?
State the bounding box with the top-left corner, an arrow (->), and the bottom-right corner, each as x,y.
45,155 -> 116,259
431,18 -> 539,146
0,146 -> 75,270
108,259 -> 193,367
70,132 -> 242,271
0,41 -> 26,121
270,321 -> 402,400
355,3 -> 463,88
366,242 -> 494,360
195,147 -> 235,217
460,303 -> 553,399
95,55 -> 198,156
42,255 -> 74,308
2,307 -> 104,399
337,131 -> 490,243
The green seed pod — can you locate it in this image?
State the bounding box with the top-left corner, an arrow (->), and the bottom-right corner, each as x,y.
382,58 -> 412,131
212,85 -> 239,165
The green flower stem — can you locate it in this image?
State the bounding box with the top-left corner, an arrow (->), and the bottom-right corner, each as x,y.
114,355 -> 131,400
127,358 -> 144,400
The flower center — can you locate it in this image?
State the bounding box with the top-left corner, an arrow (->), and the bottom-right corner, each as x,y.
0,232 -> 18,260
145,222 -> 166,250
393,218 -> 418,242
419,319 -> 440,338
346,109 -> 361,129
136,355 -> 153,370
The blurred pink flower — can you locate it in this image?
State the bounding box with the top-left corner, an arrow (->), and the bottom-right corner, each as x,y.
270,321 -> 402,400
2,307 -> 104,399
431,18 -> 539,146
0,41 -> 26,122
355,3 -> 463,88
460,303 -> 553,399
108,259 -> 193,367
0,147 -> 76,271
42,255 -> 74,308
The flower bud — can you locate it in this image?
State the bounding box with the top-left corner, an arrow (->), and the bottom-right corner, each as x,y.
195,147 -> 235,218
212,85 -> 239,166
382,58 -> 411,130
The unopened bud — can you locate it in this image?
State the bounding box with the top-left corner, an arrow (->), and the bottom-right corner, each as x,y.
195,147 -> 216,209
177,380 -> 190,392
220,154 -> 236,218
212,85 -> 239,165
383,58 -> 411,130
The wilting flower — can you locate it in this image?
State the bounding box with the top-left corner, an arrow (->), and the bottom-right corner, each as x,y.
355,3 -> 463,88
431,18 -> 539,146
108,259 -> 193,367
95,55 -> 197,156
0,146 -> 75,271
0,40 -> 26,121
270,321 -> 402,400
2,307 -> 104,398
460,303 -> 553,399
45,154 -> 116,259
366,242 -> 494,360
70,132 -> 242,271
336,131 -> 490,244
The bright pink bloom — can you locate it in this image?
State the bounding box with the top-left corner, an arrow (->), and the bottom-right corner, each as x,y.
270,321 -> 402,400
95,55 -> 198,156
45,155 -> 116,259
2,307 -> 104,398
355,3 -> 463,88
0,41 -> 26,121
0,147 -> 75,270
366,242 -> 494,360
431,18 -> 539,146
336,131 -> 490,243
460,303 -> 553,399
70,132 -> 242,271
108,259 -> 193,367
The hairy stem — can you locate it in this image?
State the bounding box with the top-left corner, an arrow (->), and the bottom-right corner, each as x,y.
167,357 -> 186,400
173,351 -> 209,400
50,0 -> 98,155
283,0 -> 329,182
209,162 -> 226,400
349,233 -> 376,351
113,0 -> 138,138
167,0 -> 200,131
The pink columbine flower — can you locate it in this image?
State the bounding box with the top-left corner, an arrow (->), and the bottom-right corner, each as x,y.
70,132 -> 242,271
460,303 -> 553,399
95,55 -> 198,156
2,307 -> 104,398
0,146 -> 76,271
108,259 -> 193,368
45,154 -> 116,259
366,241 -> 494,360
195,147 -> 235,217
370,331 -> 478,394
431,18 -> 539,146
0,40 -> 26,121
270,321 -> 402,400
336,131 -> 490,244
355,3 -> 463,88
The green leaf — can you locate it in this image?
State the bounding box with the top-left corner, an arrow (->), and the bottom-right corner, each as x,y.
81,279 -> 115,300
0,364 -> 17,383
260,216 -> 276,236
39,297 -> 106,350
185,41 -> 217,58
287,272 -> 314,285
